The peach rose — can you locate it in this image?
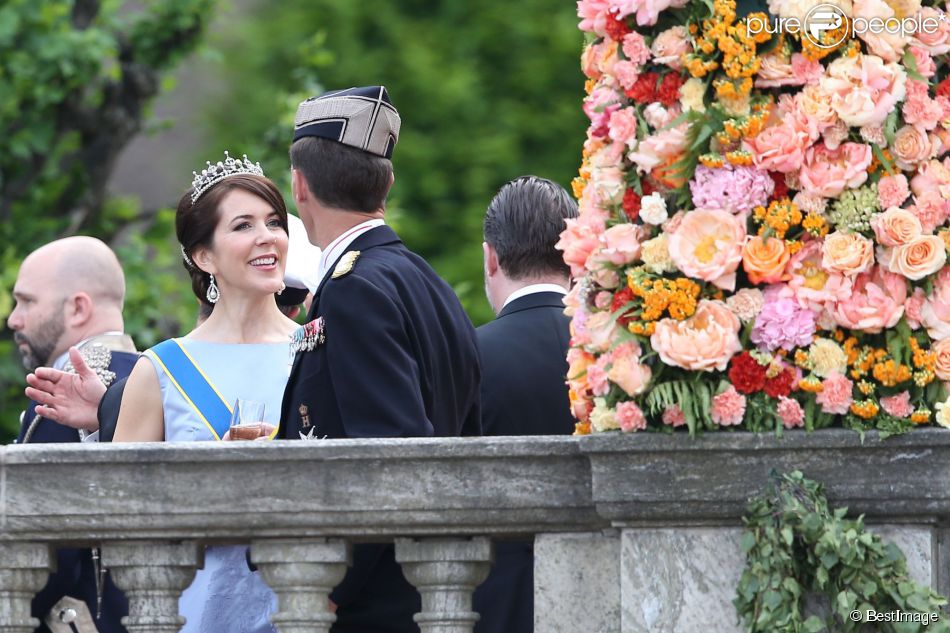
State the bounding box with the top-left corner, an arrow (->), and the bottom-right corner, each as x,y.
913,7 -> 950,56
854,0 -> 910,62
799,142 -> 872,198
583,310 -> 620,353
669,209 -> 746,290
567,347 -> 596,394
742,235 -> 791,285
932,338 -> 950,381
608,344 -> 653,396
922,269 -> 950,340
797,84 -> 840,134
821,231 -> 875,276
556,218 -> 601,278
892,125 -> 940,171
754,49 -> 799,88
887,235 -> 947,280
650,26 -> 691,70
650,300 -> 742,371
820,53 -> 907,127
871,207 -> 923,247
833,266 -> 908,333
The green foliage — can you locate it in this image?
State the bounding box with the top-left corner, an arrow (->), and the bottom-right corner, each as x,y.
736,471 -> 950,632
0,0 -> 215,442
201,0 -> 587,325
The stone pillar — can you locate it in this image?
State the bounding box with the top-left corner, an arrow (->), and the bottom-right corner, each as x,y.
0,543 -> 50,633
395,537 -> 492,633
535,531 -> 620,633
101,541 -> 201,633
250,539 -> 350,633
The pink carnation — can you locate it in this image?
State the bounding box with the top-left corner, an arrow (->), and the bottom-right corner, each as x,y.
662,404 -> 686,427
621,31 -> 652,65
876,173 -> 910,209
880,391 -> 914,418
791,53 -> 823,85
612,60 -> 641,90
909,190 -> 948,233
608,107 -> 640,147
777,396 -> 805,429
905,287 -> 926,329
586,356 -> 611,397
711,386 -> 747,426
617,401 -> 648,432
815,372 -> 854,415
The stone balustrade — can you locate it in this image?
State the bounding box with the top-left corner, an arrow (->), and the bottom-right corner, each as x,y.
1,430 -> 948,632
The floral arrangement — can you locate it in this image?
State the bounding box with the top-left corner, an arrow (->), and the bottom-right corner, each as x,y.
563,0 -> 950,435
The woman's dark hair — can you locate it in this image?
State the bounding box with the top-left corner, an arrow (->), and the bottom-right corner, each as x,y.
176,174 -> 288,302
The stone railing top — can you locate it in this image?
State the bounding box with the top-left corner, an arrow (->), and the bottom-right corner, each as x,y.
2,430 -> 948,542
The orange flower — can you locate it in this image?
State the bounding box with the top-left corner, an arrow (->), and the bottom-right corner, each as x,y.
651,154 -> 689,189
742,235 -> 791,285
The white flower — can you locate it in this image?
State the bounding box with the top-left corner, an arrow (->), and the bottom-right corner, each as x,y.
639,193 -> 669,225
679,77 -> 706,113
935,398 -> 950,429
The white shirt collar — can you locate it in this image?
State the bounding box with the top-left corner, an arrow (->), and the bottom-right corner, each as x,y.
501,284 -> 568,310
316,219 -> 386,284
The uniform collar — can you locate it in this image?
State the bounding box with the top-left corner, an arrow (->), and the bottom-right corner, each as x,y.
500,284 -> 567,310
316,219 -> 386,284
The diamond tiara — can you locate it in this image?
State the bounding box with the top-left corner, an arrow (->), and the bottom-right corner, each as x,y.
191,151 -> 265,203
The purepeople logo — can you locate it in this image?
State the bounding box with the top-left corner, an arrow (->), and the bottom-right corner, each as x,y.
746,4 -> 948,49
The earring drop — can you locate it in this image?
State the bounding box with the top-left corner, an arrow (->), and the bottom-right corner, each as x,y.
206,274 -> 220,304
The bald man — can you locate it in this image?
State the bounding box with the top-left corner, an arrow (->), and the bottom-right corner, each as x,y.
7,237 -> 134,633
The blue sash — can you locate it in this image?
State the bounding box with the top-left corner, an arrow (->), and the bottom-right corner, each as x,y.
146,339 -> 232,440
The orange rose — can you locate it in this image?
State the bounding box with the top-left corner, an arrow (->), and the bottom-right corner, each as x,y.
892,125 -> 939,171
871,207 -> 922,247
933,338 -> 950,381
888,235 -> 948,281
742,235 -> 791,284
821,231 -> 874,276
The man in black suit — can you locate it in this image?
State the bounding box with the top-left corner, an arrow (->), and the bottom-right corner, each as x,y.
8,236 -> 135,633
472,176 -> 578,633
280,86 -> 481,633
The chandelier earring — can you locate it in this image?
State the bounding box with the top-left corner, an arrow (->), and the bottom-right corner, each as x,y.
206,274 -> 220,304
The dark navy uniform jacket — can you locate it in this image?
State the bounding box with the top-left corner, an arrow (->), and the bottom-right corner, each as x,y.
472,291 -> 575,633
16,349 -> 138,633
279,225 -> 481,633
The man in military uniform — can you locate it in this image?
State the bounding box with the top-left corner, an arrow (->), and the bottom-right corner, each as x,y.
281,86 -> 481,632
8,236 -> 136,632
472,176 -> 578,633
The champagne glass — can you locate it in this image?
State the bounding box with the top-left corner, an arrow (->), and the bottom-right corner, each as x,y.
229,399 -> 266,440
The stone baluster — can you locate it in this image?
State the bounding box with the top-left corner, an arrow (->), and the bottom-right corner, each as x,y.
395,537 -> 492,633
101,541 -> 201,633
250,538 -> 350,633
0,543 -> 50,633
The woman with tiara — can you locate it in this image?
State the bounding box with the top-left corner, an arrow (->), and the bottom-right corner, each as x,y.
112,152 -> 297,632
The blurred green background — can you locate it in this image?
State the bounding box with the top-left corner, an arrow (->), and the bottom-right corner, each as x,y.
0,0 -> 585,442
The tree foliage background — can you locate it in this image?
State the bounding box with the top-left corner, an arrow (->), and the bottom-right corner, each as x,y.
0,0 -> 585,442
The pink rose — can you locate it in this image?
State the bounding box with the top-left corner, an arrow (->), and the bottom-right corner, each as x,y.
711,386 -> 746,426
872,207 -> 922,247
745,122 -> 811,173
650,26 -> 691,70
907,46 -> 937,78
854,0 -> 909,62
754,49 -> 800,88
557,218 -> 601,278
892,125 -> 940,171
584,310 -> 620,353
601,223 -> 644,265
913,7 -> 950,55
616,401 -> 648,432
669,209 -> 746,290
887,235 -> 947,280
799,142 -> 872,198
921,269 -> 950,340
820,53 -> 907,127
934,338 -> 950,381
834,266 -> 908,333
650,300 -> 742,371
816,372 -> 854,415
821,231 -> 875,276
577,0 -> 611,35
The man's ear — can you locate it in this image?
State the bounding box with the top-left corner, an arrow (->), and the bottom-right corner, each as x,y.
483,242 -> 499,277
291,168 -> 309,204
64,292 -> 93,328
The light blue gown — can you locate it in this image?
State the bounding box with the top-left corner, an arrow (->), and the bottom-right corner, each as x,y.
143,338 -> 291,633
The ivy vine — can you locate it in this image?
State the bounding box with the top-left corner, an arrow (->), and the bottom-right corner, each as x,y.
735,471 -> 950,632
